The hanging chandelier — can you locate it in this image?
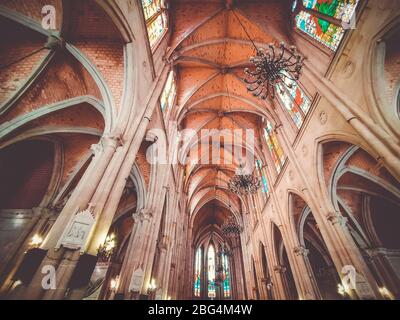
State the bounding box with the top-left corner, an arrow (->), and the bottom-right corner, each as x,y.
244,42 -> 304,100
217,243 -> 232,258
214,266 -> 225,287
231,10 -> 304,101
221,216 -> 243,239
228,164 -> 261,196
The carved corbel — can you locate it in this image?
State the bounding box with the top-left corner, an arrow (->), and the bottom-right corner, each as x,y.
133,208 -> 153,223
293,246 -> 309,257
326,211 -> 348,227
273,265 -> 286,274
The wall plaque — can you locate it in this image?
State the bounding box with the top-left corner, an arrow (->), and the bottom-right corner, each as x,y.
129,268 -> 144,292
355,273 -> 376,300
57,208 -> 95,251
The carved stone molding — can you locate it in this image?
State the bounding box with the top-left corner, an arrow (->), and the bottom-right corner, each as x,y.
293,246 -> 309,257
102,134 -> 123,150
133,208 -> 153,223
326,212 -> 348,227
319,111 -> 328,125
301,144 -> 308,156
91,135 -> 122,156
56,205 -> 95,251
273,265 -> 286,274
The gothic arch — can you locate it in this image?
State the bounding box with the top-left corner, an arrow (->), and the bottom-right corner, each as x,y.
366,15 -> 400,140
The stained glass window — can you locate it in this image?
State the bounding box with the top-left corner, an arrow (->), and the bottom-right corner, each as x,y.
292,0 -> 298,12
160,70 -> 176,112
295,11 -> 344,51
276,72 -> 311,129
141,0 -> 168,48
194,248 -> 202,297
207,245 -> 216,299
303,0 -> 359,23
256,160 -> 269,194
264,121 -> 286,174
222,253 -> 231,298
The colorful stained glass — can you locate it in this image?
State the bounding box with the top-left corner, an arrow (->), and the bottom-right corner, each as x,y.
292,0 -> 298,12
160,70 -> 176,112
207,245 -> 216,298
295,11 -> 344,51
256,160 -> 269,194
276,72 -> 311,129
264,121 -> 286,174
222,254 -> 231,298
303,0 -> 359,23
141,0 -> 167,48
194,248 -> 202,297
147,12 -> 167,48
142,0 -> 162,21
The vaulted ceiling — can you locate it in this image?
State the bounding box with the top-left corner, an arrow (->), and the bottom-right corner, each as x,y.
168,0 -> 293,231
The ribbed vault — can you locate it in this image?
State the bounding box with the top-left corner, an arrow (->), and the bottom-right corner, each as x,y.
169,0 -> 292,228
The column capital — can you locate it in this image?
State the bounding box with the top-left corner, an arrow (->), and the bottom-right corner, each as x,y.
273,265 -> 286,274
91,135 -> 123,156
133,208 -> 153,223
326,211 -> 348,227
293,246 -> 309,257
102,134 -> 123,149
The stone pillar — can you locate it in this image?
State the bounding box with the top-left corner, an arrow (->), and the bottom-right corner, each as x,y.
273,265 -> 290,299
116,208 -> 153,299
153,242 -> 168,298
303,62 -> 400,181
0,207 -> 56,296
231,237 -> 246,300
279,224 -> 320,300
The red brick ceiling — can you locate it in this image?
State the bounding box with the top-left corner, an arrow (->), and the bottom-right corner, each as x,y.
169,0 -> 291,223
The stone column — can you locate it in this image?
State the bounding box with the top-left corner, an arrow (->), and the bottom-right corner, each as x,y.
116,208 -> 154,299
0,207 -> 56,295
153,241 -> 168,298
231,237 -> 246,300
303,62 -> 400,181
273,265 -> 290,299
279,224 -> 320,300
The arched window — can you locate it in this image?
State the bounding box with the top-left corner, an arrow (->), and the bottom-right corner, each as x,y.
207,244 -> 216,298
264,121 -> 286,174
194,247 -> 202,297
276,72 -> 311,129
256,159 -> 269,194
160,70 -> 176,112
141,0 -> 168,48
295,10 -> 344,51
222,253 -> 231,298
303,0 -> 359,22
293,1 -> 360,52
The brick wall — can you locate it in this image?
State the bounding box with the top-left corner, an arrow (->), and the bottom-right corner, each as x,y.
384,34 -> 400,106
1,0 -> 62,30
0,51 -> 102,123
0,140 -> 54,209
74,41 -> 124,111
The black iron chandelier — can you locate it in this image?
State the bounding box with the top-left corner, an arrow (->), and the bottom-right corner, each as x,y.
244,42 -> 304,100
214,265 -> 226,287
221,216 -> 243,239
217,243 -> 232,258
228,164 -> 261,196
232,10 -> 304,101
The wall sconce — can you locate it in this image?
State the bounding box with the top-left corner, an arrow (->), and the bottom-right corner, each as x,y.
98,234 -> 116,260
337,283 -> 351,298
379,287 -> 394,300
110,275 -> 120,292
29,234 -> 43,248
148,279 -> 157,293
